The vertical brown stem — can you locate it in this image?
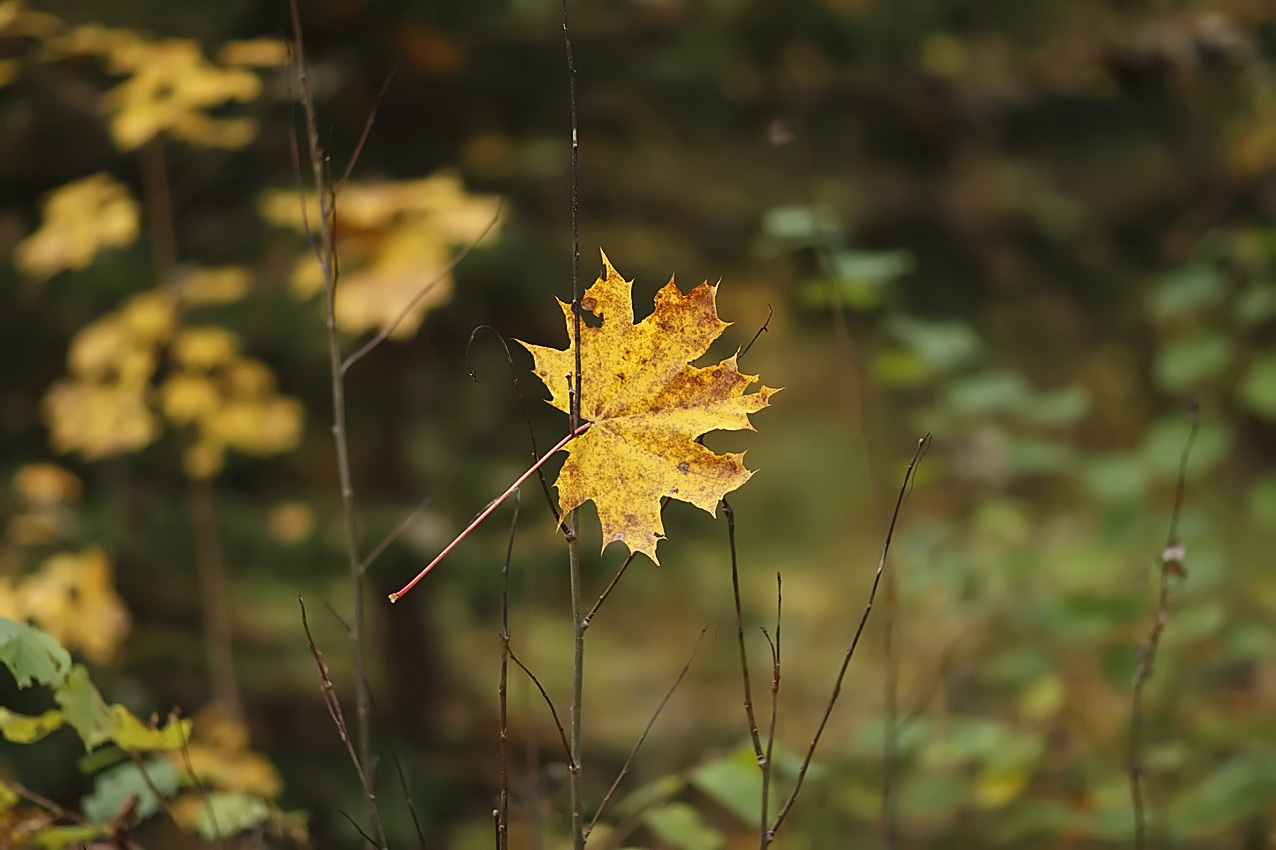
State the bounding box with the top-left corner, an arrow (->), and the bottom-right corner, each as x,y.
138,136 -> 241,723
186,480 -> 242,722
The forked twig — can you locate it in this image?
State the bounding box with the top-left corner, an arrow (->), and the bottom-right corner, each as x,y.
724,497 -> 764,761
497,489 -> 521,850
298,597 -> 387,847
758,573 -> 781,842
467,325 -> 559,519
766,434 -> 929,843
507,646 -> 575,768
585,627 -> 708,838
1129,405 -> 1199,850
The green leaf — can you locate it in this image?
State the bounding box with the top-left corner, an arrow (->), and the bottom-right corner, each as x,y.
1151,265 -> 1226,320
55,666 -> 112,750
1005,438 -> 1075,475
1223,621 -> 1276,660
1247,475 -> 1276,523
1235,282 -> 1276,327
1012,384 -> 1091,427
0,618 -> 72,688
947,371 -> 1030,415
801,250 -> 916,310
641,802 -> 724,850
992,799 -> 1077,844
886,316 -> 982,372
1237,351 -> 1276,418
1077,453 -> 1145,503
1153,331 -> 1233,392
82,758 -> 180,825
108,706 -> 191,752
31,824 -> 105,849
690,748 -> 765,825
1140,416 -> 1232,480
760,205 -> 841,247
1165,755 -> 1276,839
613,773 -> 686,819
872,349 -> 933,386
0,708 -> 67,744
195,792 -> 272,840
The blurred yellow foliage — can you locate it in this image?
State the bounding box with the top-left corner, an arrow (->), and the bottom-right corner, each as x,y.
12,463 -> 81,505
17,548 -> 130,664
266,501 -> 315,546
218,39 -> 289,68
259,172 -> 503,338
167,706 -> 283,807
14,174 -> 139,280
39,23 -> 270,151
175,266 -> 252,305
44,290 -> 303,476
7,464 -> 83,545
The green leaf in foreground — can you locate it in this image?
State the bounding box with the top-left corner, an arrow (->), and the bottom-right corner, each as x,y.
0,708 -> 67,744
642,802 -> 724,850
0,618 -> 72,688
195,792 -> 271,840
82,758 -> 180,825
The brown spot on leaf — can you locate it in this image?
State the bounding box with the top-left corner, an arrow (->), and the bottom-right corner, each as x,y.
678,462 -> 690,473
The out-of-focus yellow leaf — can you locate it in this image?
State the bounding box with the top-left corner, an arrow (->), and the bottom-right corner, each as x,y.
13,464 -> 81,505
206,397 -> 303,456
118,290 -> 176,343
973,767 -> 1031,809
183,439 -> 225,481
0,579 -> 22,621
14,174 -> 139,280
99,38 -> 263,151
0,59 -> 19,86
218,39 -> 289,68
260,173 -> 503,339
44,381 -> 159,459
40,24 -> 140,61
172,326 -> 240,371
161,374 -> 220,425
334,225 -> 452,338
0,2 -> 60,39
0,708 -> 66,744
267,502 -> 314,546
177,266 -> 252,304
19,547 -> 130,664
66,316 -> 129,378
222,360 -> 276,397
1017,672 -> 1065,720
169,707 -> 282,799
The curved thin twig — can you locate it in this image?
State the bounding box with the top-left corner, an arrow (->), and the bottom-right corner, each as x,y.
767,434 -> 929,842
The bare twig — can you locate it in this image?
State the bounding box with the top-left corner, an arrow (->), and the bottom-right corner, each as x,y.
758,573 -> 781,845
341,203 -> 503,373
287,4 -> 377,842
498,489 -> 522,850
298,597 -> 387,848
740,306 -> 773,359
585,627 -> 708,838
124,751 -> 189,838
724,497 -> 763,761
360,483 -> 449,574
508,646 -> 575,767
335,68 -> 397,196
467,325 -> 559,519
582,498 -> 671,630
560,2 -> 586,848
1130,406 -> 1198,850
186,481 -> 243,724
767,434 -> 929,843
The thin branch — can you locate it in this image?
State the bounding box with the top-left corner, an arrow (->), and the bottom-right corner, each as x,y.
740,306 -> 773,360
124,750 -> 187,837
767,434 -> 929,843
585,627 -> 708,838
498,489 -> 522,850
390,423 -> 590,601
287,4 -> 377,843
1130,405 -> 1199,850
724,497 -> 763,761
467,325 -> 559,520
341,202 -> 504,373
360,483 -> 449,574
758,573 -> 781,846
335,67 -> 397,196
298,597 -> 387,848
507,645 -> 575,767
582,498 -> 671,630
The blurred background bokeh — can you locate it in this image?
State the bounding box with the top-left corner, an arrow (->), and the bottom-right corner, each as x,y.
2,0 -> 1276,846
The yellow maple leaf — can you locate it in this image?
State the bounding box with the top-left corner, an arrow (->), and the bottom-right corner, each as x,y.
519,252 -> 778,562
167,706 -> 282,801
